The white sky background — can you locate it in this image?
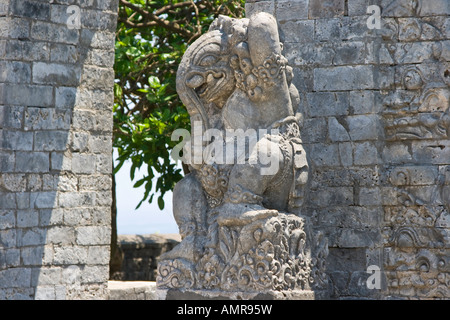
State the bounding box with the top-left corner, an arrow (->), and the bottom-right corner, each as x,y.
113,148 -> 179,235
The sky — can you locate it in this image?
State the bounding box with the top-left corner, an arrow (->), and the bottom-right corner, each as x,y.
113,149 -> 179,235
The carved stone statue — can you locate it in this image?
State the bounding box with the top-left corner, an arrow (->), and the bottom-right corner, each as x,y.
157,12 -> 328,299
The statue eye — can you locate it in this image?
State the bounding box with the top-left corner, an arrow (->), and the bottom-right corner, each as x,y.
199,54 -> 219,66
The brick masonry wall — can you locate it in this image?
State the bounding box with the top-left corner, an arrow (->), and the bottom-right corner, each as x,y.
0,0 -> 118,299
246,0 -> 449,299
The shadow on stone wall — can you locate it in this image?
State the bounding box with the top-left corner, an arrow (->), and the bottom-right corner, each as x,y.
111,234 -> 180,281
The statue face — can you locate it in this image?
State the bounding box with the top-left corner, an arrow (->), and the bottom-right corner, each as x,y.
183,32 -> 236,108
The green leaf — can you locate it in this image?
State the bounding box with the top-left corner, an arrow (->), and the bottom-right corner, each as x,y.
157,196 -> 165,210
148,76 -> 161,89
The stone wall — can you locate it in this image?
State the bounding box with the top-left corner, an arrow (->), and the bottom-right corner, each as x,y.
245,0 -> 449,299
0,0 -> 118,299
112,234 -> 180,281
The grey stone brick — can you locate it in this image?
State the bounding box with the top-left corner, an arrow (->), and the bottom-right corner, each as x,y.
279,20 -> 315,43
302,117 -> 327,143
30,192 -> 57,209
309,143 -> 341,166
0,84 -> 54,107
309,187 -> 354,207
34,130 -> 69,151
0,173 -> 26,193
306,92 -> 349,117
0,61 -> 31,84
315,18 -> 341,41
0,210 -> 15,230
309,0 -> 345,19
0,106 -> 24,129
31,21 -> 79,45
333,41 -> 367,66
50,44 -> 80,64
39,208 -> 64,227
32,62 -> 81,86
17,209 -> 39,228
59,192 -> 96,209
15,151 -> 49,173
10,0 -> 50,20
339,142 -> 353,167
354,141 -> 381,165
55,87 -> 77,110
80,66 -> 114,90
1,130 -> 34,151
46,226 -> 76,245
76,226 -> 110,245
21,245 -> 45,266
31,267 -> 62,286
87,246 -> 110,265
0,151 -> 15,172
0,228 -> 16,247
81,9 -> 117,30
17,227 -> 46,246
53,246 -> 88,265
0,17 -> 30,39
276,0 -> 308,21
22,41 -> 51,62
346,114 -> 380,141
0,192 -> 16,209
71,153 -> 96,174
245,0 -> 275,18
24,108 -> 71,131
314,65 -> 375,91
0,268 -> 31,288
328,117 -> 350,142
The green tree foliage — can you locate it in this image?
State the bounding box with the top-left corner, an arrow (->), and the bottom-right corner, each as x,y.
113,0 -> 245,210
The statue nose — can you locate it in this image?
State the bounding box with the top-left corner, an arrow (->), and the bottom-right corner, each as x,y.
186,74 -> 205,89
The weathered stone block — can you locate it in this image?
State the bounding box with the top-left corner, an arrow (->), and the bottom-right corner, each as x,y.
314,66 -> 375,91
0,17 -> 30,39
34,131 -> 69,152
0,268 -> 31,288
354,141 -> 381,165
76,226 -> 110,246
10,0 -> 50,20
0,210 -> 15,230
55,87 -> 77,109
309,187 -> 354,207
314,18 -> 341,41
276,0 -> 308,21
0,61 -> 31,84
30,192 -> 57,209
33,62 -> 81,86
1,130 -> 33,151
309,143 -> 341,166
309,0 -> 345,19
17,210 -> 39,228
306,92 -> 349,117
328,117 -> 350,142
17,228 -> 46,246
0,84 -> 54,107
53,246 -> 88,265
71,153 -> 96,174
280,20 -> 315,43
31,21 -> 79,45
15,151 -> 49,173
347,114 -> 380,141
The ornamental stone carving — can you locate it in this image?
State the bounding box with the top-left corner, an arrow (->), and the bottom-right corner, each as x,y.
156,12 -> 328,299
